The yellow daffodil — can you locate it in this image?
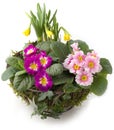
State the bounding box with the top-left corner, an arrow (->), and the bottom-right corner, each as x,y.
64,33 -> 71,41
46,29 -> 53,38
23,27 -> 31,36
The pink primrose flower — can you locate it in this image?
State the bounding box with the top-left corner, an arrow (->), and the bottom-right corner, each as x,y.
84,55 -> 102,74
75,70 -> 93,86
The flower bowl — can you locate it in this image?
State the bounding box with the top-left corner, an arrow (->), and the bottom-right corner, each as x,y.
1,3 -> 112,119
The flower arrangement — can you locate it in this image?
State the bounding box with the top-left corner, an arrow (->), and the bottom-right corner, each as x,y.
1,3 -> 112,119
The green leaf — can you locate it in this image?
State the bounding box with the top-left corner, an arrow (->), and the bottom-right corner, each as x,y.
48,52 -> 59,61
42,4 -> 46,26
52,102 -> 64,113
46,63 -> 63,76
63,94 -> 71,100
30,11 -> 37,22
1,66 -> 17,81
90,75 -> 108,96
49,10 -> 57,24
50,42 -> 70,62
6,57 -> 24,70
13,75 -> 34,91
97,72 -> 107,78
66,40 -> 74,52
67,40 -> 89,54
38,91 -> 54,101
76,40 -> 89,54
47,10 -> 51,21
53,73 -> 74,85
63,83 -> 79,93
100,58 -> 112,74
53,21 -> 59,41
38,102 -> 48,114
15,70 -> 26,76
30,11 -> 42,39
36,41 -> 50,53
37,3 -> 42,26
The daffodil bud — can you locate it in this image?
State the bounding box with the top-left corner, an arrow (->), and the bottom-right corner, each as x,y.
46,29 -> 53,38
64,33 -> 71,41
23,27 -> 31,36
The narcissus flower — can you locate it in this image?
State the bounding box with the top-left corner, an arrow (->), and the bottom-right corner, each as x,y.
46,29 -> 53,38
64,33 -> 71,41
23,27 -> 31,36
24,55 -> 41,75
75,70 -> 93,86
24,44 -> 38,57
35,70 -> 53,92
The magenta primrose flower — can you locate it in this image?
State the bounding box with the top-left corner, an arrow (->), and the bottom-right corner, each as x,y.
24,55 -> 41,75
23,44 -> 53,91
35,70 -> 53,92
38,52 -> 52,69
24,44 -> 38,57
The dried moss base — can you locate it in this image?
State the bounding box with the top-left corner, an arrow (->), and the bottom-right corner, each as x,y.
10,81 -> 90,119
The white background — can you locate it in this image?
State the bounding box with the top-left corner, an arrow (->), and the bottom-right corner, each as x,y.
0,0 -> 114,130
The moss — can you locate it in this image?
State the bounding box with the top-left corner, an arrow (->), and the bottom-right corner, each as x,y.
9,79 -> 90,118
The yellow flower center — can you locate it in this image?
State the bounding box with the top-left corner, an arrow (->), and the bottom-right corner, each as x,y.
30,63 -> 38,71
27,49 -> 33,55
23,28 -> 31,36
64,33 -> 70,41
88,61 -> 94,68
78,56 -> 83,62
81,75 -> 88,81
40,58 -> 47,65
73,64 -> 80,70
40,77 -> 48,86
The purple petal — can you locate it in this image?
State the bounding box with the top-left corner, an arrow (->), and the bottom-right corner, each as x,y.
35,70 -> 53,92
